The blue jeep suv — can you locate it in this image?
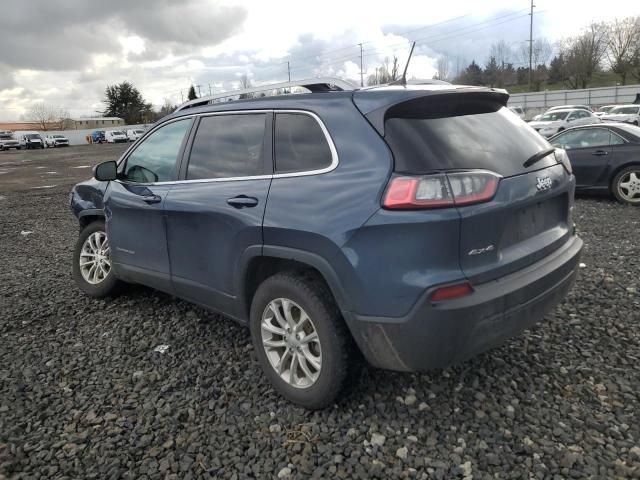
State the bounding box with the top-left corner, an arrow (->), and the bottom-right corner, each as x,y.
70,81 -> 583,408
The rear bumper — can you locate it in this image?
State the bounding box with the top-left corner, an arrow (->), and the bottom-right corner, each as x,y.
345,235 -> 583,371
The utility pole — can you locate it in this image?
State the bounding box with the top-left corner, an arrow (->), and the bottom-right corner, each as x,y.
528,0 -> 535,91
196,84 -> 202,97
287,61 -> 291,82
208,84 -> 212,96
375,67 -> 378,85
359,43 -> 364,87
180,90 -> 184,103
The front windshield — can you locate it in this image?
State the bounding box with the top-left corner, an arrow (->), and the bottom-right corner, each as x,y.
0,134 -> 13,140
53,135 -> 64,138
135,130 -> 144,134
610,106 -> 639,115
26,134 -> 40,139
112,131 -> 125,135
540,111 -> 569,121
600,106 -> 614,113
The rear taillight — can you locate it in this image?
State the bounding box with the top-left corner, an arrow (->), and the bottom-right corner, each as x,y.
383,171 -> 500,210
554,148 -> 572,174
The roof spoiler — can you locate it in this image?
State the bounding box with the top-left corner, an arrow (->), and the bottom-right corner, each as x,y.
175,77 -> 358,112
354,87 -> 509,136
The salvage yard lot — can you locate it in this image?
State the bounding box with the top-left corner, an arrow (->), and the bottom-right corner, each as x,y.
0,147 -> 639,479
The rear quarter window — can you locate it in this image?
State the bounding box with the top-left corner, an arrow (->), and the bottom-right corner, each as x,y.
274,113 -> 333,173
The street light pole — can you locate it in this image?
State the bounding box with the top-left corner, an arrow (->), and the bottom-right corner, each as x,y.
528,0 -> 535,91
359,43 -> 364,87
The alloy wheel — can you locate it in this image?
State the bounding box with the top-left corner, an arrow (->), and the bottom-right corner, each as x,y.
260,298 -> 322,389
79,231 -> 111,284
617,171 -> 640,204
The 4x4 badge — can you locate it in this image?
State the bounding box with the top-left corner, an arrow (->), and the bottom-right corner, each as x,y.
536,176 -> 552,191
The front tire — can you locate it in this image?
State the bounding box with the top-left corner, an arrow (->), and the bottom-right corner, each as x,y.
612,166 -> 640,206
249,272 -> 360,409
73,221 -> 121,297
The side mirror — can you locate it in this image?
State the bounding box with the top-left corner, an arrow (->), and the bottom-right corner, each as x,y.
94,160 -> 118,181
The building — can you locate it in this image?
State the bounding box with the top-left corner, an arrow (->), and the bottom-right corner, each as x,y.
67,117 -> 125,130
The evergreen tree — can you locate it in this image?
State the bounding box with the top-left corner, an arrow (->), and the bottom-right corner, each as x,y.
103,82 -> 152,124
187,85 -> 198,100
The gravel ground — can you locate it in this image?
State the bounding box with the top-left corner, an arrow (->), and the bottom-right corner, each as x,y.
1,179 -> 639,479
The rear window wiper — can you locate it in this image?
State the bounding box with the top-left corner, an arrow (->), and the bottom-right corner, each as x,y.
523,147 -> 556,168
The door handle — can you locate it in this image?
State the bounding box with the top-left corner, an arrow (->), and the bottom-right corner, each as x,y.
142,194 -> 162,204
227,195 -> 259,208
592,150 -> 609,156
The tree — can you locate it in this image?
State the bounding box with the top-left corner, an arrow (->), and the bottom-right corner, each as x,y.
238,74 -> 253,99
103,81 -> 152,124
187,85 -> 198,100
434,55 -> 450,81
483,56 -> 501,87
548,54 -> 567,84
455,60 -> 483,85
158,99 -> 177,118
606,16 -> 640,85
489,40 -> 513,87
367,56 -> 400,85
561,23 -> 608,89
27,103 -> 68,131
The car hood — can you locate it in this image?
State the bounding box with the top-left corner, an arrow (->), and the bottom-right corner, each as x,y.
528,120 -> 561,128
602,114 -> 635,121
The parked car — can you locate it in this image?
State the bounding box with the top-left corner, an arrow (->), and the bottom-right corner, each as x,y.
508,105 -> 525,120
70,83 -> 582,408
529,108 -> 600,137
91,130 -> 106,143
594,105 -> 617,117
105,130 -> 128,143
45,134 -> 70,148
126,129 -> 145,142
601,104 -> 640,126
0,130 -> 21,151
549,124 -> 640,205
547,105 -> 593,113
19,132 -> 45,149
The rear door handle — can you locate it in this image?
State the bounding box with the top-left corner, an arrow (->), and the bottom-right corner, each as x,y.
142,194 -> 162,204
592,150 -> 609,156
227,195 -> 259,208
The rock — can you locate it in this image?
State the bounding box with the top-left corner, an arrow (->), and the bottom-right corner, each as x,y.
277,467 -> 292,479
269,424 -> 282,433
370,433 -> 386,447
405,394 -> 417,406
460,461 -> 472,477
407,435 -> 418,443
396,447 -> 408,460
560,452 -> 581,469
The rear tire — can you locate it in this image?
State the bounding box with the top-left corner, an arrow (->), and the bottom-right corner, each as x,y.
612,166 -> 640,206
73,221 -> 122,297
249,272 -> 361,409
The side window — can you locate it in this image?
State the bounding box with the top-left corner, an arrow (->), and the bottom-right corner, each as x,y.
554,128 -> 610,150
186,114 -> 266,180
122,119 -> 191,183
610,132 -> 625,146
274,113 -> 333,173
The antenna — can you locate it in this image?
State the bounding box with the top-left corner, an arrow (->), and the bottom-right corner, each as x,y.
390,42 -> 416,86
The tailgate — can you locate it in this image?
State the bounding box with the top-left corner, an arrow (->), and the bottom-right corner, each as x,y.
457,163 -> 573,283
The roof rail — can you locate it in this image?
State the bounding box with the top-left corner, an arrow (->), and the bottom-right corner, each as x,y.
175,77 -> 357,112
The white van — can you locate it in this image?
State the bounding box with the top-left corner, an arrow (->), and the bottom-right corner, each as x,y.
126,129 -> 145,142
105,130 -> 128,143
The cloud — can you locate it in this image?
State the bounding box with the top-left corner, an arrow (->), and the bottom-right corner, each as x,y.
0,0 -> 247,71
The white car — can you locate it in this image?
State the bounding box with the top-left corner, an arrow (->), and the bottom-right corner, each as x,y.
547,104 -> 593,113
105,130 -> 128,143
594,105 -> 617,117
126,129 -> 145,142
528,109 -> 600,137
508,106 -> 525,120
0,131 -> 21,151
45,134 -> 70,147
601,105 -> 640,126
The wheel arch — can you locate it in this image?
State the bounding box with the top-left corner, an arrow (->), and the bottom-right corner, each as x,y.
239,246 -> 351,322
78,209 -> 105,229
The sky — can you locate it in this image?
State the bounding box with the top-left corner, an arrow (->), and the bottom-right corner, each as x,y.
0,0 -> 637,121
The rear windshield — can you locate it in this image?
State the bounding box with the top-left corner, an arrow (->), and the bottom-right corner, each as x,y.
384,95 -> 552,177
